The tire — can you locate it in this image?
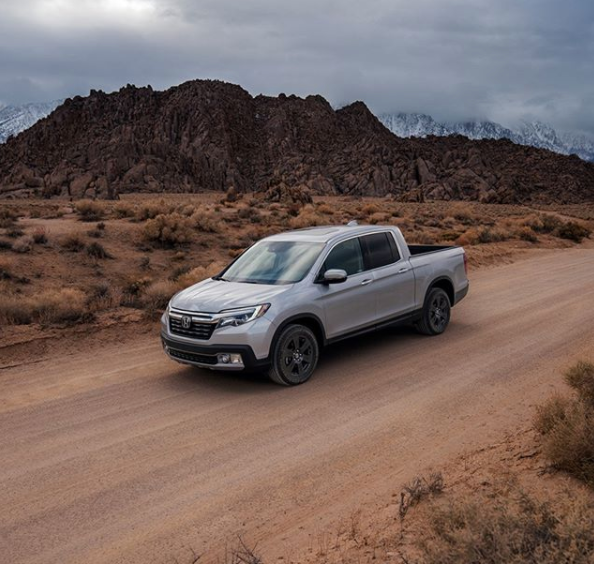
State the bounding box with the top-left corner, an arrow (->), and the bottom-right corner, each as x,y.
416,287 -> 451,336
268,324 -> 320,386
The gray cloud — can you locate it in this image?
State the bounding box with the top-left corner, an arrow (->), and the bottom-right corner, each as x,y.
0,0 -> 593,134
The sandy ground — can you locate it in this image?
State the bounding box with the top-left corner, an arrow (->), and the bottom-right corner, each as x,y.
1,242 -> 594,564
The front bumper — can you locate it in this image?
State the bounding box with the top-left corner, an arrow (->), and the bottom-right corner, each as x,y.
161,333 -> 271,371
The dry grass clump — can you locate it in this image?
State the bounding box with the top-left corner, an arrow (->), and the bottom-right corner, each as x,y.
60,233 -> 86,252
0,288 -> 88,325
135,200 -> 175,222
555,221 -> 591,243
75,200 -> 105,222
12,236 -> 33,253
192,209 -> 221,233
177,262 -> 225,287
113,202 -> 136,219
140,279 -> 180,311
399,472 -> 444,520
32,227 -> 48,244
86,241 -> 112,259
535,360 -> 594,485
0,207 -> 18,228
413,489 -> 594,564
142,213 -> 194,247
289,207 -> 325,229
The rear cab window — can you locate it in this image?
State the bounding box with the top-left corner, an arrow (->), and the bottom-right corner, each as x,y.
359,232 -> 400,270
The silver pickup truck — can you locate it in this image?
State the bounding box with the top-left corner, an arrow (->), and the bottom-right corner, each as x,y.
161,224 -> 469,385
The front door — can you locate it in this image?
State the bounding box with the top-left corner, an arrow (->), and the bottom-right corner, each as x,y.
315,237 -> 377,339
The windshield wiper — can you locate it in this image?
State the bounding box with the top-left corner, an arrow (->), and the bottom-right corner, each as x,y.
212,275 -> 228,281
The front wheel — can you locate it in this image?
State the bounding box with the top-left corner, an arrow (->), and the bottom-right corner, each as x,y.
416,287 -> 451,336
268,324 -> 319,386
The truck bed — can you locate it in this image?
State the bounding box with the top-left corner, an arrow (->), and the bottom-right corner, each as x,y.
407,244 -> 456,256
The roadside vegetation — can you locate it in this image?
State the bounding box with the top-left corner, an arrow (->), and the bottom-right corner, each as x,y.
535,360 -> 594,486
0,194 -> 591,328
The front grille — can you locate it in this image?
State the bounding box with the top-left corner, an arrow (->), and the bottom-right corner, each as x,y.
169,316 -> 216,340
168,348 -> 218,365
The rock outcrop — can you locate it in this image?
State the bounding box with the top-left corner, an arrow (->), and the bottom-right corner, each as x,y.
1,79 -> 593,204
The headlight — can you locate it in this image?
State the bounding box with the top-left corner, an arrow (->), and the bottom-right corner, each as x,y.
217,304 -> 271,328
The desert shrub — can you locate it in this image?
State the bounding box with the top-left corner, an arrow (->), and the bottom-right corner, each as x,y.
555,221 -> 591,243
114,202 -> 136,219
530,213 -> 561,234
440,230 -> 462,242
288,208 -> 325,229
399,472 -> 444,520
139,256 -> 151,270
0,239 -> 13,250
535,360 -> 594,485
120,276 -> 151,307
317,203 -> 334,215
449,203 -> 476,224
60,233 -> 86,252
32,227 -> 48,244
408,231 -> 435,244
361,203 -> 379,215
87,228 -> 103,238
136,200 -> 173,222
142,213 -> 194,247
413,490 -> 594,564
192,210 -> 221,233
476,226 -> 508,244
0,288 -> 88,325
565,360 -> 594,405
6,226 -> 24,238
140,280 -> 179,311
169,265 -> 191,281
516,226 -> 538,242
86,241 -> 111,259
177,262 -> 225,287
0,209 -> 17,228
12,236 -> 33,253
75,200 -> 105,221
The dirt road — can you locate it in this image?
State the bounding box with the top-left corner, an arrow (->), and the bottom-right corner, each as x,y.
1,245 -> 593,564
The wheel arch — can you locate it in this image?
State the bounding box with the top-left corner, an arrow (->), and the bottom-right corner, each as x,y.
425,276 -> 455,306
273,314 -> 327,349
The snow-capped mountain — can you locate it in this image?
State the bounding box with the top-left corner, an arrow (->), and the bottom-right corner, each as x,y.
378,112 -> 594,162
0,100 -> 62,143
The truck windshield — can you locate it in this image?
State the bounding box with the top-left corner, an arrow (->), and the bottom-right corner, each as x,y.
219,241 -> 324,285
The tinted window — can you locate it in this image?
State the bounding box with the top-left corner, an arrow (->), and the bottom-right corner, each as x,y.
360,233 -> 398,269
323,238 -> 364,276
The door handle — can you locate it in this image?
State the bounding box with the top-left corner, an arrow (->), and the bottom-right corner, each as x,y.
397,267 -> 410,274
360,278 -> 373,286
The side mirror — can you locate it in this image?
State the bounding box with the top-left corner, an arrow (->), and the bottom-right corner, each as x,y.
322,269 -> 348,284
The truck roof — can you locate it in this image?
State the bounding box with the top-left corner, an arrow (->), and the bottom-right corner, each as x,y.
265,224 -> 399,244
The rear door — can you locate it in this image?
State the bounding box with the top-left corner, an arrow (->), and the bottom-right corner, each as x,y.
359,232 -> 416,322
316,237 -> 378,339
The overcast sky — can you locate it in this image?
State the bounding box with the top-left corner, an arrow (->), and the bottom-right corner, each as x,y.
1,0 -> 593,133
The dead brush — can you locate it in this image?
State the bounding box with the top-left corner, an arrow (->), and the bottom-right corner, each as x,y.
75,200 -> 105,222
410,488 -> 594,564
399,472 -> 444,520
535,360 -> 594,485
223,537 -> 262,564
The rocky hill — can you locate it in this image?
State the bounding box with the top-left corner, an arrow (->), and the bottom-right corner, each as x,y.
1,80 -> 593,204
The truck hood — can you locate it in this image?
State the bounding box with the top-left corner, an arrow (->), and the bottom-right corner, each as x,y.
170,278 -> 293,313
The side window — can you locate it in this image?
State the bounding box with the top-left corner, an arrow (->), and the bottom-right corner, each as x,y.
323,238 -> 364,276
360,233 -> 398,270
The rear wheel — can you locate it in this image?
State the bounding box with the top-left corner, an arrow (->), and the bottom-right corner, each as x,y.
416,287 -> 451,336
268,324 -> 319,386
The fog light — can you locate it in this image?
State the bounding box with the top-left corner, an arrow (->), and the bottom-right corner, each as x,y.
218,353 -> 231,364
230,354 -> 242,365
